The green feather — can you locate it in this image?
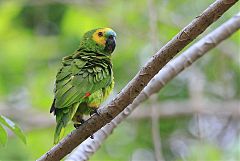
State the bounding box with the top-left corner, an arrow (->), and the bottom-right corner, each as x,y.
56,66 -> 71,81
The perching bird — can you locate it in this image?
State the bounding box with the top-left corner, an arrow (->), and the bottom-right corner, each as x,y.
50,28 -> 116,144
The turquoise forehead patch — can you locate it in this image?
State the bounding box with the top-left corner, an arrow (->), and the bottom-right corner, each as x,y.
105,29 -> 117,37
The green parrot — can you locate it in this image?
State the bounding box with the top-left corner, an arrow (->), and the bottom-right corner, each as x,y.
50,28 -> 116,144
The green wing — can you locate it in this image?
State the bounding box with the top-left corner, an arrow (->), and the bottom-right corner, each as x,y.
54,57 -> 112,109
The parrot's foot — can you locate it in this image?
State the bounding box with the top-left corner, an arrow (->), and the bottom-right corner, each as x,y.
73,119 -> 85,129
74,123 -> 81,129
90,109 -> 99,116
90,134 -> 94,139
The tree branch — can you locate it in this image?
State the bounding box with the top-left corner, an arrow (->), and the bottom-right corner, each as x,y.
37,1 -> 239,160
65,11 -> 240,161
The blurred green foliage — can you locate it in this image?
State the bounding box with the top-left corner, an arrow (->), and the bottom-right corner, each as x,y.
0,115 -> 26,146
0,0 -> 239,161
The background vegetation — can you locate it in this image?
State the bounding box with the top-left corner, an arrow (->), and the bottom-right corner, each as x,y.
0,0 -> 239,160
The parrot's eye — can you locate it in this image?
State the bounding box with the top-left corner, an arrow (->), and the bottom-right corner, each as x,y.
98,32 -> 103,37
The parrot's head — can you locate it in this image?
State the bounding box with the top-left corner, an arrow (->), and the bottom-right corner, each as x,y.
80,28 -> 117,55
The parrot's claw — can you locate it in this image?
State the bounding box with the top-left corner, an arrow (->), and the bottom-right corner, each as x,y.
74,119 -> 85,129
90,109 -> 99,116
74,123 -> 81,129
80,119 -> 85,124
90,134 -> 94,139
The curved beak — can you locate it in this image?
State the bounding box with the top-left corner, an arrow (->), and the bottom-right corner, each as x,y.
105,35 -> 116,53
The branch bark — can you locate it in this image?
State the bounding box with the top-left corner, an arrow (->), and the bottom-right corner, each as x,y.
37,1 -> 239,160
65,12 -> 240,161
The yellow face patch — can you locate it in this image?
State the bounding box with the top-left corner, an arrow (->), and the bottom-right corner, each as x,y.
92,28 -> 112,46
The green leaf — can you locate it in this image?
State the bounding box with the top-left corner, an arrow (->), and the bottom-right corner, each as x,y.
0,123 -> 7,146
0,115 -> 26,144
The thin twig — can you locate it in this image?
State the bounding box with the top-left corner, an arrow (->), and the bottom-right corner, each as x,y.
148,0 -> 165,160
187,68 -> 205,140
150,96 -> 165,161
130,100 -> 240,119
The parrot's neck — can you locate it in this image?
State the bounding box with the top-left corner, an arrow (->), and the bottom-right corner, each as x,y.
86,54 -> 111,65
72,49 -> 112,68
74,48 -> 111,60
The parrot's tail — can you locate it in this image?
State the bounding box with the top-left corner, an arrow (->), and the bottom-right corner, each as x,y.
54,121 -> 65,144
53,103 -> 80,144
